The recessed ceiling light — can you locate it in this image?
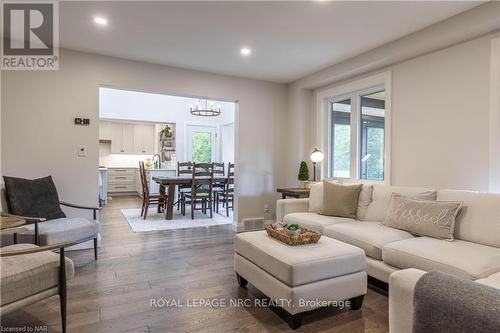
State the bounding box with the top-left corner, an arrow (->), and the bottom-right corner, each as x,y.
94,16 -> 108,26
240,47 -> 251,56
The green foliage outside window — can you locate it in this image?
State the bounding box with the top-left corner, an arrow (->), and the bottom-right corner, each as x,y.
192,132 -> 212,163
364,127 -> 384,180
333,124 -> 351,177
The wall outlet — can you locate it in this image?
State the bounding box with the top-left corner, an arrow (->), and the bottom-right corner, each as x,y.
264,204 -> 270,213
78,144 -> 87,157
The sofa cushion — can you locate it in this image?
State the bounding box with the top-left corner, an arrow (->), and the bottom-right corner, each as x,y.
356,184 -> 373,220
283,212 -> 355,234
1,244 -> 75,306
383,194 -> 463,240
234,230 -> 366,286
475,271 -> 500,289
22,217 -> 100,245
3,175 -> 66,220
364,185 -> 436,222
308,181 -> 325,213
323,221 -> 414,260
382,237 -> 500,279
437,190 -> 500,248
307,181 -> 373,220
322,182 -> 362,218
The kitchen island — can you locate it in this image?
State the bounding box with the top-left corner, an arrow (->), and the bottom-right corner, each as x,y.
105,166 -> 176,197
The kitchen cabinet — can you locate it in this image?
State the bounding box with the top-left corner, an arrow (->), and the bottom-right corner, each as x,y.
133,124 -> 155,155
107,168 -> 136,193
99,121 -> 111,141
110,123 -> 134,154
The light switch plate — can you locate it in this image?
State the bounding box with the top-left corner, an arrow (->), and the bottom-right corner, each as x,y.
78,144 -> 87,157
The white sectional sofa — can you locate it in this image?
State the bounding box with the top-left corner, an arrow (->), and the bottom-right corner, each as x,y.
276,183 -> 500,284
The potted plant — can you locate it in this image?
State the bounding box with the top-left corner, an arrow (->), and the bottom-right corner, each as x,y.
285,224 -> 300,237
298,161 -> 310,188
279,222 -> 301,237
160,124 -> 172,139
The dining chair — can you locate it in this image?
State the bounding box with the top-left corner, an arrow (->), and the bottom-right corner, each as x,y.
139,161 -> 164,219
182,163 -> 213,219
212,162 -> 225,210
177,161 -> 193,211
216,162 -> 234,217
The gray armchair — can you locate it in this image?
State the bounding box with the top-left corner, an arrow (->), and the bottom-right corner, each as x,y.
0,241 -> 75,333
2,176 -> 101,260
2,202 -> 101,260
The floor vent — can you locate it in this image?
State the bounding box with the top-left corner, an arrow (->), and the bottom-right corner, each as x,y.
241,217 -> 265,231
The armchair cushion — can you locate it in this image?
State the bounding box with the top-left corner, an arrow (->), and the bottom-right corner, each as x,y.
1,244 -> 74,306
3,176 -> 65,220
21,217 -> 100,245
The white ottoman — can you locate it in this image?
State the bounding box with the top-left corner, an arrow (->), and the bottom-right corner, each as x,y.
234,230 -> 367,329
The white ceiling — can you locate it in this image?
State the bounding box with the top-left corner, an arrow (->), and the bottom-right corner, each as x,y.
60,1 -> 482,83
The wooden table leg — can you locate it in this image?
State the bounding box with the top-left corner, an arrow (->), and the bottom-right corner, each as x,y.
158,185 -> 165,213
165,185 -> 176,220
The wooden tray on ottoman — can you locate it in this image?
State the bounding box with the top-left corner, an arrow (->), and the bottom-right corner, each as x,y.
265,224 -> 321,246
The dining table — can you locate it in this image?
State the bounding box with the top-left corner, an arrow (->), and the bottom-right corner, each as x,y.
153,175 -> 227,220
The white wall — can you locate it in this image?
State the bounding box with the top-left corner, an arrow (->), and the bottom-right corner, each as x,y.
490,37 -> 500,192
286,1 -> 500,192
222,122 -> 235,165
390,36 -> 491,190
1,49 -> 287,226
288,34 -> 496,191
98,87 -> 235,167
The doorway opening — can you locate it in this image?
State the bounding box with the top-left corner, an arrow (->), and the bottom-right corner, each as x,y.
98,86 -> 236,230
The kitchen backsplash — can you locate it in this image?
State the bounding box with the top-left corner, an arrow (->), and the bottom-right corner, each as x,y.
99,142 -> 177,168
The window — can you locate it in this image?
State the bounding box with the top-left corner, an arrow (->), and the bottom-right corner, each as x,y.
186,125 -> 216,163
192,132 -> 212,163
331,99 -> 351,178
328,86 -> 387,181
360,91 -> 385,180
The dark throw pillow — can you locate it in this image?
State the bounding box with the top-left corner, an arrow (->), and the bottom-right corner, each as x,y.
3,175 -> 66,220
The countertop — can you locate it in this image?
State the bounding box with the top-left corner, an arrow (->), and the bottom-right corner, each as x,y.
147,168 -> 176,172
105,166 -> 176,171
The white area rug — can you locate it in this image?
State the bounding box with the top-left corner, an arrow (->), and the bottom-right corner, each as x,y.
121,207 -> 233,232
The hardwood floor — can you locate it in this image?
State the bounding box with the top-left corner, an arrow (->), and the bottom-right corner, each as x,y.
1,196 -> 389,333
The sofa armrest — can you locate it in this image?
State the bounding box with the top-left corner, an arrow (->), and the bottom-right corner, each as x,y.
276,198 -> 309,222
388,268 -> 426,333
